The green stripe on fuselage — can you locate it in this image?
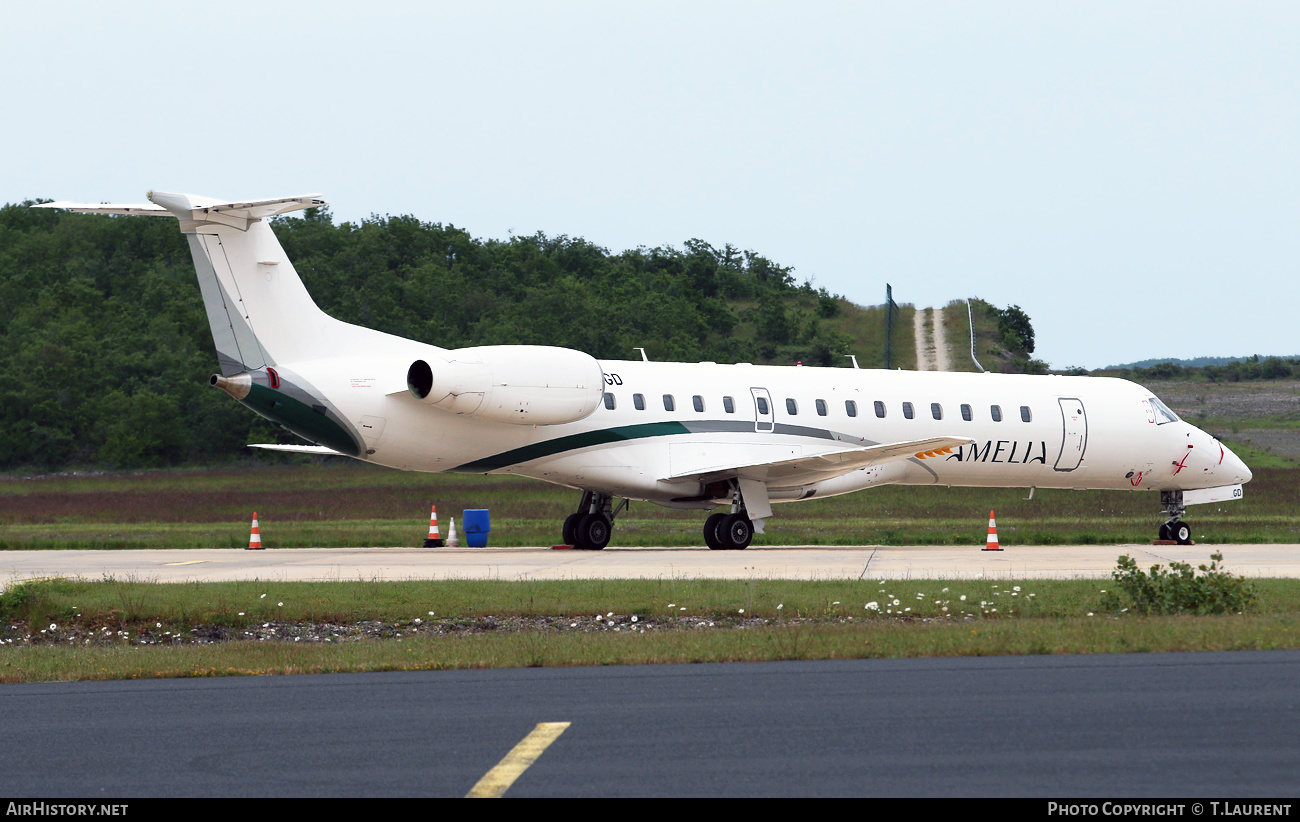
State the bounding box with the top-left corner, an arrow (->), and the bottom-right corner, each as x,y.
241,384 -> 361,457
450,421 -> 691,472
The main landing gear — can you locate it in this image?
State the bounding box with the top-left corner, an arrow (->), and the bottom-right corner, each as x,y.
1158,490 -> 1193,545
703,483 -> 755,550
563,491 -> 628,550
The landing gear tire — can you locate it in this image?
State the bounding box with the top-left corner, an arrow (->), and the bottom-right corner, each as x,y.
1158,522 -> 1171,541
717,513 -> 753,550
703,513 -> 728,550
562,512 -> 582,546
1171,521 -> 1192,545
574,513 -> 611,550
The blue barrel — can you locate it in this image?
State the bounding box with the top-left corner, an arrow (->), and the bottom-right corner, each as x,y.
462,509 -> 490,547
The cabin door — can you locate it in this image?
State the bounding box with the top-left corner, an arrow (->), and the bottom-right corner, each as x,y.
750,388 -> 775,433
1053,397 -> 1087,471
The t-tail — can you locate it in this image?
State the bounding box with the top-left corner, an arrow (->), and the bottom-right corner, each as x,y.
36,192 -> 423,456
38,191 -> 404,372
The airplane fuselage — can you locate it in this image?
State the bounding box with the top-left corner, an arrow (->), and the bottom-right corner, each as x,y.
260,354 -> 1250,508
39,191 -> 1251,549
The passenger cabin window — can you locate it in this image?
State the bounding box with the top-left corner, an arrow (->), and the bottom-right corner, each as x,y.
845,400 -> 858,417
692,395 -> 705,412
874,400 -> 885,418
1020,405 -> 1032,423
785,398 -> 798,415
603,393 -> 615,411
931,403 -> 943,420
756,397 -> 769,415
663,394 -> 676,412
815,399 -> 827,416
990,404 -> 1002,422
903,402 -> 914,420
633,393 -> 646,411
961,403 -> 972,421
723,396 -> 735,414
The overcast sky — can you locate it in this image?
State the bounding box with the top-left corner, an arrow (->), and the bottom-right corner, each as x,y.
4,2 -> 1297,369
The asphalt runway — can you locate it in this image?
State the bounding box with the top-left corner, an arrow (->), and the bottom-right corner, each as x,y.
3,651 -> 1299,797
2,543 -> 1298,584
5,544 -> 1297,798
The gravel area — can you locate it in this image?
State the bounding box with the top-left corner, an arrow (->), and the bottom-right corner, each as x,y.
1144,380 -> 1300,422
1,612 -> 964,647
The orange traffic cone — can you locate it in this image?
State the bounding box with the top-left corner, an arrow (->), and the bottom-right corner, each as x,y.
247,511 -> 263,550
982,510 -> 1002,551
447,516 -> 459,548
424,505 -> 444,547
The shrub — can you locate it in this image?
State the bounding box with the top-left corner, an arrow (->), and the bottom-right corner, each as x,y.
1101,552 -> 1258,616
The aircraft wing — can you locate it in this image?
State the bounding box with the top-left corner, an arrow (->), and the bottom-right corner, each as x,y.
249,444 -> 345,456
668,436 -> 974,486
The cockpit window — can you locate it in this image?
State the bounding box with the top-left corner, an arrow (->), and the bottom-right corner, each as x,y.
1149,397 -> 1180,425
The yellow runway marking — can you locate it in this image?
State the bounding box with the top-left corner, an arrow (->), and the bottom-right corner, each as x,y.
163,560 -> 209,566
466,721 -> 570,798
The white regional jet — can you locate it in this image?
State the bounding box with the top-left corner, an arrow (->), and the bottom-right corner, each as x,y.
38,193 -> 1252,549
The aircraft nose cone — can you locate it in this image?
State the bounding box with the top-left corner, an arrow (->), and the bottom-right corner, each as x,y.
1221,442 -> 1252,484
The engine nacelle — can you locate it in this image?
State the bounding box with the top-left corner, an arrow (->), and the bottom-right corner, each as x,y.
406,345 -> 605,425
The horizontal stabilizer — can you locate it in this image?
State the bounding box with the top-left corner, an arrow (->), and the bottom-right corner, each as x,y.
36,193 -> 326,228
249,444 -> 345,456
34,201 -> 171,216
670,435 -> 975,485
169,193 -> 326,220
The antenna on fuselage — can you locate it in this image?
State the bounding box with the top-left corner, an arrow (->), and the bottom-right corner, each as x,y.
845,355 -> 860,369
634,347 -> 649,362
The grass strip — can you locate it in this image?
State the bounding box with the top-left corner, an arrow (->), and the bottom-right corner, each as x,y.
4,615 -> 1300,684
3,463 -> 1297,548
3,577 -> 1299,683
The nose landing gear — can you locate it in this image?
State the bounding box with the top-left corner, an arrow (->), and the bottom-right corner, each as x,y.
1158,490 -> 1193,545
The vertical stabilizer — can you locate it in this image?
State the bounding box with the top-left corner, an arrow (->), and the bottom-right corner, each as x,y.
36,192 -> 423,375
146,191 -> 343,374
